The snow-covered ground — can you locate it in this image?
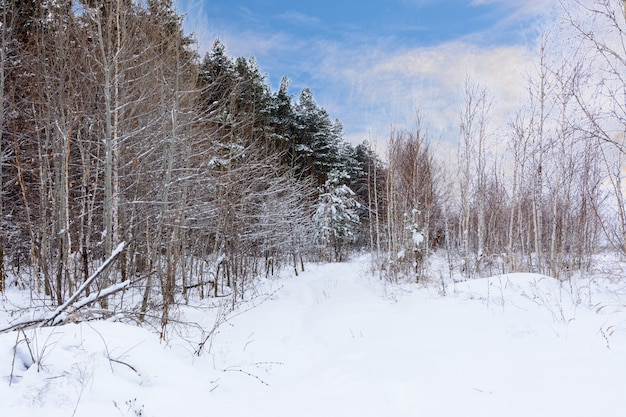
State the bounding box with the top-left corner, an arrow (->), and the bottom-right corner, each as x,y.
1,255 -> 625,416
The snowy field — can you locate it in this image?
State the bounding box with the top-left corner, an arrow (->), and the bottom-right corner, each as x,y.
1,254 -> 625,417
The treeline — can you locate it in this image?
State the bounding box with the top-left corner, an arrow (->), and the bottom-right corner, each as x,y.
378,1 -> 626,282
0,0 -> 375,320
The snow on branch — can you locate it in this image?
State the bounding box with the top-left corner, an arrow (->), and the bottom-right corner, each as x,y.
0,242 -> 127,334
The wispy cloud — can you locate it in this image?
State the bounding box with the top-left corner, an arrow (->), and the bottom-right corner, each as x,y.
310,39 -> 536,145
177,0 -> 300,59
471,0 -> 561,25
276,11 -> 322,27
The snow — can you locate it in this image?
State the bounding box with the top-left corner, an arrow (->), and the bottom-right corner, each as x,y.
1,254 -> 625,416
412,230 -> 424,245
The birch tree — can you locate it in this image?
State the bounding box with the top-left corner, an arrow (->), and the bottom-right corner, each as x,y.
506,107 -> 533,270
458,76 -> 492,276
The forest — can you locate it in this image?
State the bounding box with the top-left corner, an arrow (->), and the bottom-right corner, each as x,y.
1,0 -> 626,333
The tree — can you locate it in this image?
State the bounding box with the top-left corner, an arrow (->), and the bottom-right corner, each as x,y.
313,170 -> 360,261
385,123 -> 440,281
293,88 -> 342,184
0,0 -> 14,291
268,76 -> 295,153
457,76 -> 493,276
352,141 -> 386,271
563,0 -> 626,255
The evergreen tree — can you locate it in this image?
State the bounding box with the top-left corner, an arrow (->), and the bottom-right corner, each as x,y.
293,88 -> 342,184
313,170 -> 361,261
268,76 -> 295,154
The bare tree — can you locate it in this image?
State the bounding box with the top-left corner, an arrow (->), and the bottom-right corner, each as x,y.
385,121 -> 440,281
563,0 -> 626,255
0,1 -> 11,291
506,107 -> 533,271
457,76 -> 493,276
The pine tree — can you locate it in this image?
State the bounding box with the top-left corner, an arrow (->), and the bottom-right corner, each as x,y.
268,76 -> 295,155
293,88 -> 342,184
313,170 -> 360,261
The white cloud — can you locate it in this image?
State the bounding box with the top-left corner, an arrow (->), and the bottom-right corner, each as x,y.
310,40 -> 537,147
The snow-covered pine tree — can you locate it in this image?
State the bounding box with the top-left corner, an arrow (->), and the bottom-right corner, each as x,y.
313,170 -> 360,261
293,88 -> 342,184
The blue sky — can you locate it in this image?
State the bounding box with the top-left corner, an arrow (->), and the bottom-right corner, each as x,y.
176,0 -> 560,147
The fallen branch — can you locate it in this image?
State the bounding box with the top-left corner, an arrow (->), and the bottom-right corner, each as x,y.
49,280 -> 131,326
45,241 -> 126,326
0,242 -> 127,334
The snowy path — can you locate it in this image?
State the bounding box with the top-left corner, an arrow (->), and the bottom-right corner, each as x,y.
209,259 -> 626,417
1,256 -> 624,417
